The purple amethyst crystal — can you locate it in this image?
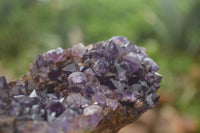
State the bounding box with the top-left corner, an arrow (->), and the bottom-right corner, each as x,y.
68,72 -> 87,85
93,58 -> 109,76
49,102 -> 65,117
0,36 -> 162,133
44,47 -> 65,63
0,76 -> 9,90
110,36 -> 129,44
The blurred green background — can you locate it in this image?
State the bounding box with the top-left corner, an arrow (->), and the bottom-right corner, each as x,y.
0,0 -> 200,132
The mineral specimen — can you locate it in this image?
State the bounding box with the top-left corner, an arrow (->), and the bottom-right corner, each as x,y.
0,36 -> 162,133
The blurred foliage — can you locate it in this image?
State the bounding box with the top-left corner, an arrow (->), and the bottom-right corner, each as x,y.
0,0 -> 200,132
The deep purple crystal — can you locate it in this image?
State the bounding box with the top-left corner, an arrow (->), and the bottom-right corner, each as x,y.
0,36 -> 162,133
49,102 -> 65,117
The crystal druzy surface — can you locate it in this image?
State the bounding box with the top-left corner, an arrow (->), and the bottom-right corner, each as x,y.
0,36 -> 162,133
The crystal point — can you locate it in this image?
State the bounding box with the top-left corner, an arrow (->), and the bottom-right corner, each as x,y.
68,72 -> 87,85
0,76 -> 9,90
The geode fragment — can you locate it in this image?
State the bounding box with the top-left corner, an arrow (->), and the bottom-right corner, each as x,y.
0,36 -> 162,133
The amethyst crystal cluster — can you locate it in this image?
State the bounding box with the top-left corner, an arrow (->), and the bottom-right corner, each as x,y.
0,36 -> 161,133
